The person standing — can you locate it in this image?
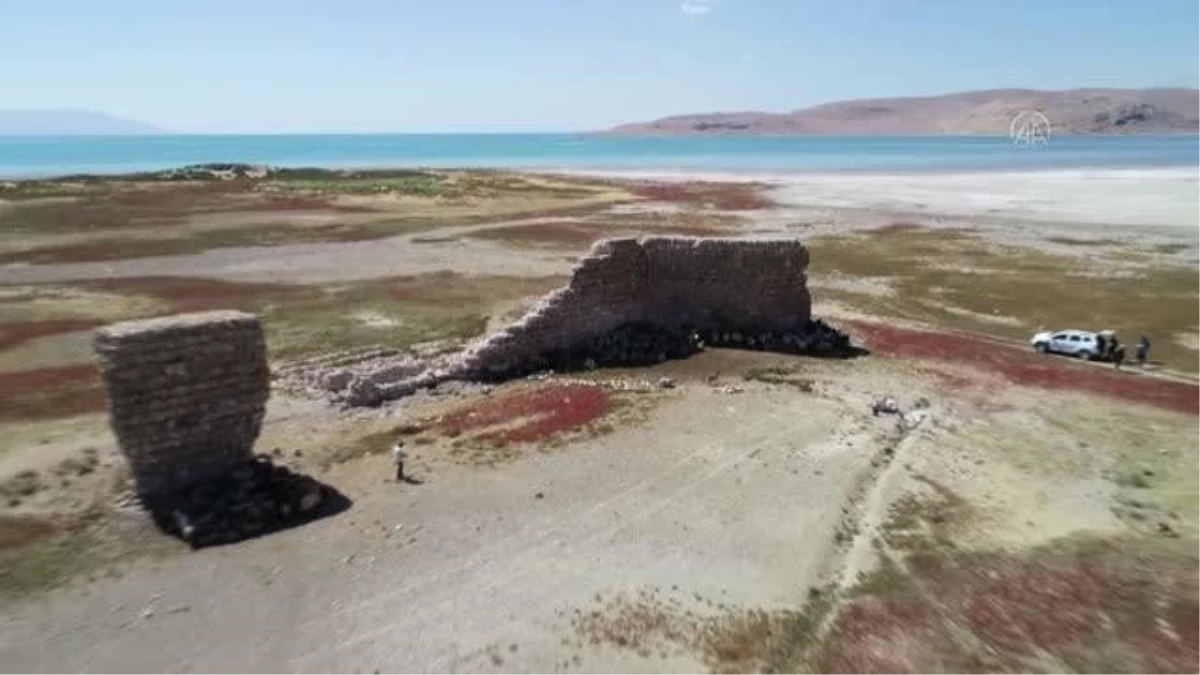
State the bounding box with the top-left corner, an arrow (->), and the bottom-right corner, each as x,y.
1137,336 -> 1151,366
392,441 -> 408,482
1113,343 -> 1126,371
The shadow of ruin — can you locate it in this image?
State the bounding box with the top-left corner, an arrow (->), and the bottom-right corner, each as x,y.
93,311 -> 350,549
279,237 -> 861,405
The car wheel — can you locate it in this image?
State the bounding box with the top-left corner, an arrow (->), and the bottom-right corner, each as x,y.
1077,350 -> 1094,360
1035,343 -> 1048,354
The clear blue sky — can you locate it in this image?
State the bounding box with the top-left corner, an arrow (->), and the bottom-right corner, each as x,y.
3,0 -> 1197,132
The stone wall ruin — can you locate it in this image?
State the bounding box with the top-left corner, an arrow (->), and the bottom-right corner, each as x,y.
328,236 -> 838,406
94,310 -> 269,496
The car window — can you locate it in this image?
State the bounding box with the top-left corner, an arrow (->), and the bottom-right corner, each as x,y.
1069,335 -> 1081,342
1052,333 -> 1067,340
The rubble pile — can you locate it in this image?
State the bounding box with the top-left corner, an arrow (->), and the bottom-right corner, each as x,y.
142,454 -> 328,549
488,322 -> 702,380
481,318 -> 854,381
695,318 -> 854,357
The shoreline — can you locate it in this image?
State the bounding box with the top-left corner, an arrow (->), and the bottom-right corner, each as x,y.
543,167 -> 1199,230
4,161 -> 1199,182
1,132 -> 1195,180
4,163 -> 1197,230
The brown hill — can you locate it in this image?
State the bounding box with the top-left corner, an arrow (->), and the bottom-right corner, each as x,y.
607,88 -> 1199,135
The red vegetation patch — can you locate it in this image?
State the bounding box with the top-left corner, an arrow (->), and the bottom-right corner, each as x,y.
631,182 -> 774,211
849,321 -> 1198,415
432,383 -> 612,444
0,241 -> 187,265
920,365 -> 978,391
0,364 -> 104,420
0,319 -> 101,351
0,364 -> 97,392
818,546 -> 1199,673
0,516 -> 62,551
817,596 -> 943,673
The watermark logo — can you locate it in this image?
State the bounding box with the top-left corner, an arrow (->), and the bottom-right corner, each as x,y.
1009,110 -> 1051,145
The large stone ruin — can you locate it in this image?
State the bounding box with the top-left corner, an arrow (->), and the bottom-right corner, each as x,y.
300,236 -> 852,407
94,310 -> 329,547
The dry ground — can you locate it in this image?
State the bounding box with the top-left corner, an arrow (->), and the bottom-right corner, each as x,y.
0,168 -> 1195,673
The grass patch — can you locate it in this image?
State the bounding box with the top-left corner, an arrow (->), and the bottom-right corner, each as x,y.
0,182 -> 261,235
0,273 -> 564,421
879,475 -> 973,556
1047,405 -> 1200,522
0,524 -> 96,599
570,585 -> 835,673
627,181 -> 774,210
0,318 -> 102,351
0,364 -> 105,422
0,512 -> 179,601
1045,236 -> 1122,247
0,286 -> 168,324
82,273 -> 562,361
0,169 -> 630,262
466,217 -> 734,249
808,534 -> 1198,674
322,425 -> 410,469
1151,242 -> 1193,255
743,364 -> 816,392
810,226 -> 1199,371
262,173 -> 449,197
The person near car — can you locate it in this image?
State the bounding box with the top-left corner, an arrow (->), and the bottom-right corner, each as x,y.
1113,343 -> 1126,370
1137,336 -> 1151,366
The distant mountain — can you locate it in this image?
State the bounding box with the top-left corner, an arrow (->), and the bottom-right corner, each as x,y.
0,109 -> 165,135
607,88 -> 1200,135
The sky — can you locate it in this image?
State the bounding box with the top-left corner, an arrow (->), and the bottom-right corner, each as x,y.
3,0 -> 1198,133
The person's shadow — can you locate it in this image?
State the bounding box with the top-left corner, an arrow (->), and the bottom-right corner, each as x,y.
399,475 -> 424,485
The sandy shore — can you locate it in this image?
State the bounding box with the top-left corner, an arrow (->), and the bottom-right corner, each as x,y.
558,167 -> 1200,230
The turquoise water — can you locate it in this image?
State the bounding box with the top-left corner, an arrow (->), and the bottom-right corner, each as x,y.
0,134 -> 1196,178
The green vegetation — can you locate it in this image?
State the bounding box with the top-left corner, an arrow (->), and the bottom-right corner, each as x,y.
0,525 -> 97,599
809,226 -> 1199,370
742,364 -> 817,392
1150,242 -> 1193,255
81,273 -> 561,361
322,424 -> 414,469
877,474 -> 972,555
262,171 -> 450,197
0,513 -> 181,600
1047,406 -> 1199,523
0,273 -> 565,421
0,169 -> 629,263
1044,236 -> 1121,247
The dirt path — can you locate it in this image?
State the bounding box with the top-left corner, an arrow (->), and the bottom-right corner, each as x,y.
0,377 -> 898,672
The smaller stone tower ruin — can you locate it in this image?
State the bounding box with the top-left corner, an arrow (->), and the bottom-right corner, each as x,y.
93,310 -> 270,495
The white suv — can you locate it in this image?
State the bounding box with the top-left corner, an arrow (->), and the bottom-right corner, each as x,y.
1030,329 -> 1108,360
